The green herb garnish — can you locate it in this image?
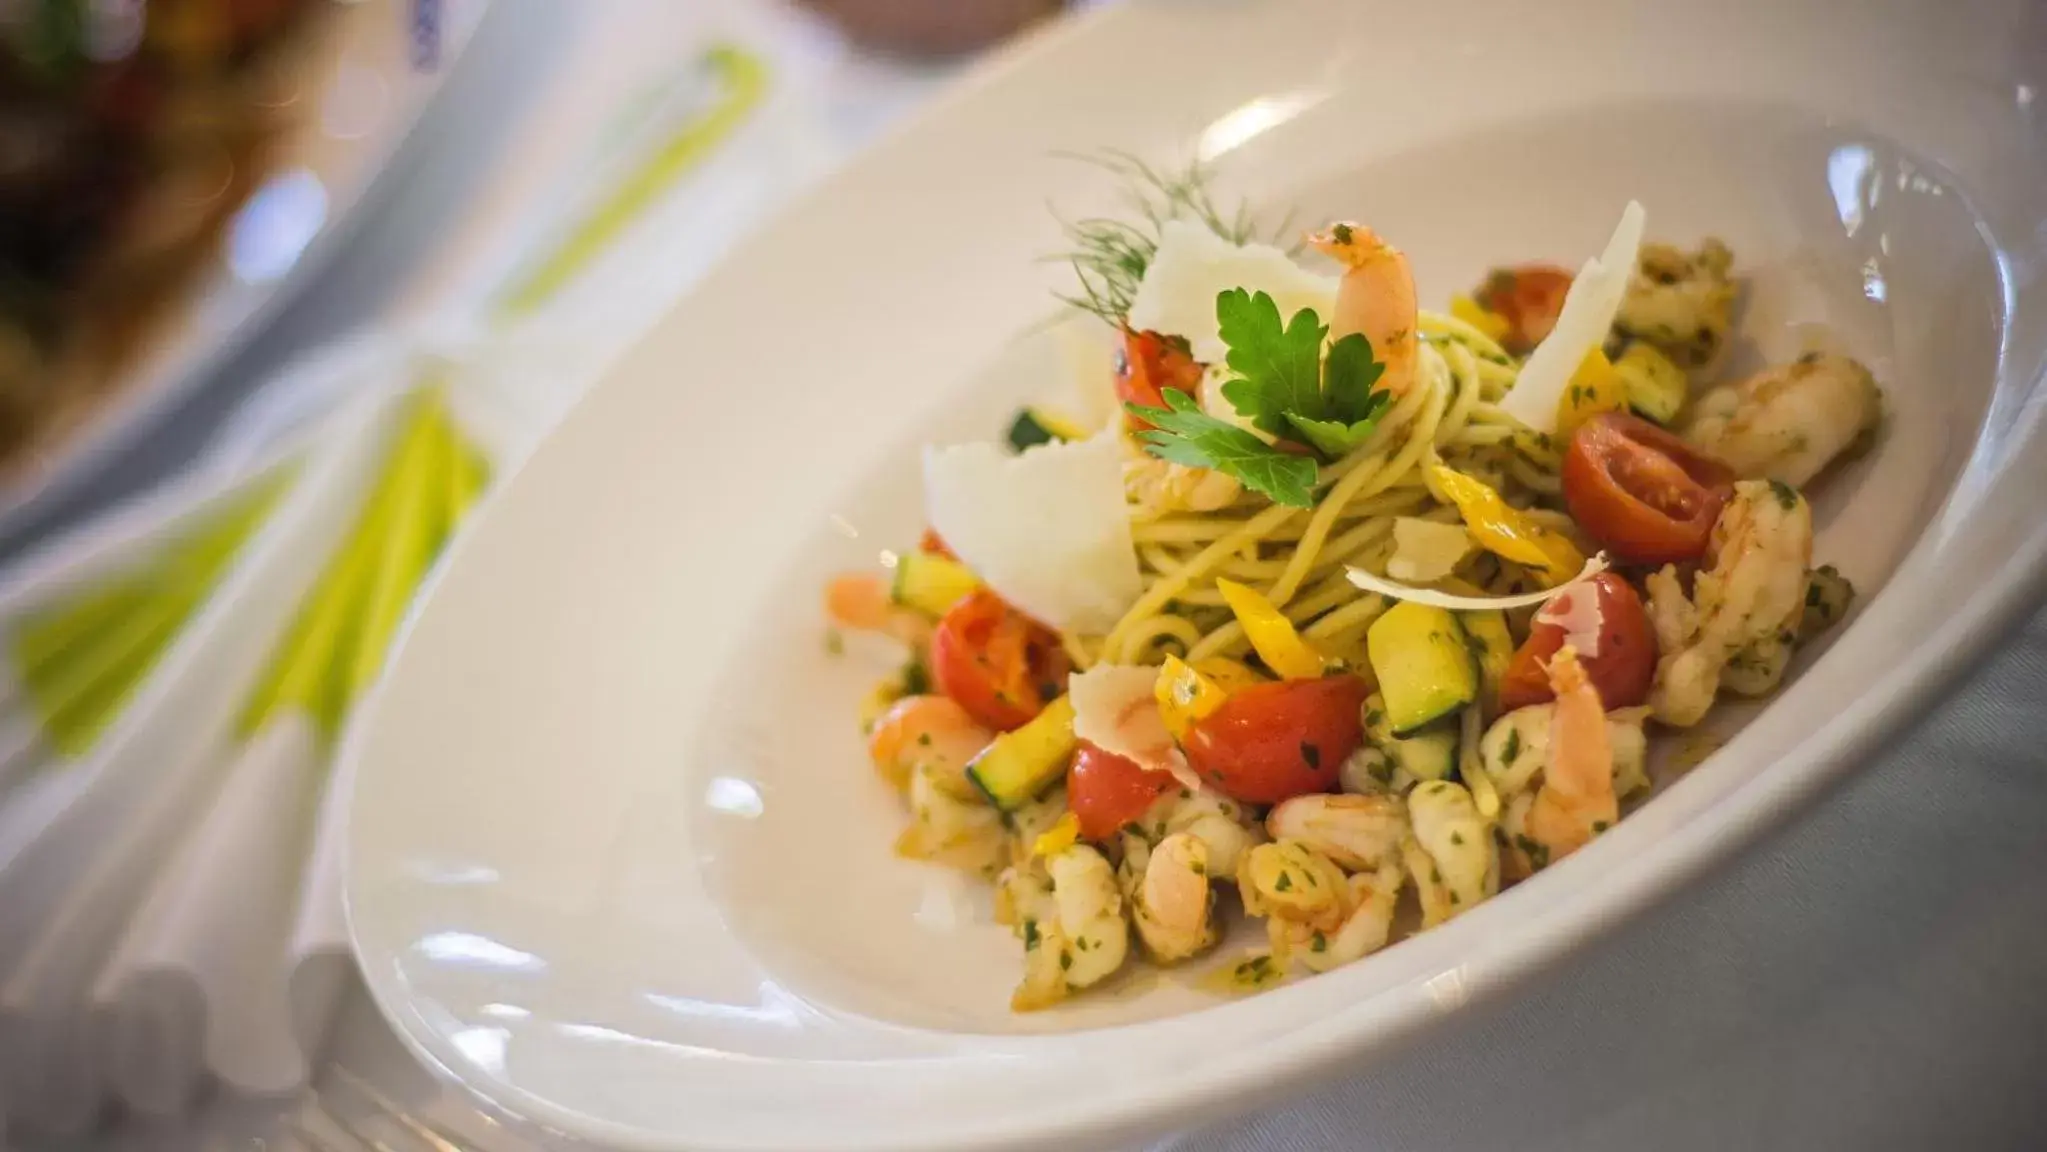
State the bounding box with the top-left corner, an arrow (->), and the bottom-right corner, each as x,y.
1127,389 -> 1319,507
1126,290 -> 1392,506
1051,152 -> 1272,325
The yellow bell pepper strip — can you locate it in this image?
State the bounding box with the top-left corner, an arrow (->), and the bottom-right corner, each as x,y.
1192,657 -> 1265,694
1032,812 -> 1082,858
1155,655 -> 1233,739
1215,579 -> 1327,680
1429,464 -> 1584,586
1449,294 -> 1512,344
1554,348 -> 1631,438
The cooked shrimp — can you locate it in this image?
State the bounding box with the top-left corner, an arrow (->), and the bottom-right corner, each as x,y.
1614,238 -> 1738,371
1338,746 -> 1393,795
1265,793 -> 1407,871
1308,222 -> 1419,396
1480,702 -> 1650,802
1238,839 -> 1351,929
1687,352 -> 1882,487
1406,781 -> 1497,925
1281,860 -> 1406,973
867,695 -> 992,792
898,761 -> 1007,877
1125,455 -> 1242,519
1011,844 -> 1131,1011
1157,788 -> 1262,878
1648,480 -> 1814,726
1124,832 -> 1218,963
825,572 -> 932,648
1523,646 -> 1618,862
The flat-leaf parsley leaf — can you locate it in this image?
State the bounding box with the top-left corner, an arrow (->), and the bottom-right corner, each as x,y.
1127,390 -> 1320,508
1215,288 -> 1328,435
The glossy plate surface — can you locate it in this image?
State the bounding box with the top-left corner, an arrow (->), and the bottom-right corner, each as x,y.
0,0 -> 487,533
344,2 -> 2047,1150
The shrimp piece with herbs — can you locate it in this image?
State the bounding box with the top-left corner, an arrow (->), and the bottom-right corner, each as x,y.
1687,352 -> 1883,488
1405,781 -> 1497,926
1153,787 -> 1262,878
1265,793 -> 1406,871
1009,844 -> 1132,1011
1122,832 -> 1218,963
825,572 -> 932,649
1241,839 -> 1404,972
1522,646 -> 1619,863
1308,222 -> 1419,395
867,695 -> 991,792
872,696 -> 1006,873
1614,238 -> 1739,371
1646,480 -> 1814,726
1300,861 -> 1405,972
1480,702 -> 1651,804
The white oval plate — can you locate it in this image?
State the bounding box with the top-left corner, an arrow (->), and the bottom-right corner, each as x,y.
343,2 -> 2047,1150
0,0 -> 488,535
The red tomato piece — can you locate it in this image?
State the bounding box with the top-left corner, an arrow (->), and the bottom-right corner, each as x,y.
917,527 -> 958,561
1117,328 -> 1204,430
1181,676 -> 1368,804
1476,264 -> 1575,355
1562,413 -> 1736,565
1067,742 -> 1179,841
1498,572 -> 1657,712
930,590 -> 1071,732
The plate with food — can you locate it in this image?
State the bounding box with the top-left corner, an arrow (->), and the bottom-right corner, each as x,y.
342,2 -> 2047,1150
0,0 -> 485,530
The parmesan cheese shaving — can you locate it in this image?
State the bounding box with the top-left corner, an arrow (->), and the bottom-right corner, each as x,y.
1068,664 -> 1202,791
1499,201 -> 1646,433
1384,517 -> 1476,584
923,432 -> 1143,633
1346,554 -> 1611,611
1126,220 -> 1336,365
1536,581 -> 1605,658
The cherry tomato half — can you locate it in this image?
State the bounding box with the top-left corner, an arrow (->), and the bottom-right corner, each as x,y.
930,590 -> 1071,732
1117,328 -> 1204,430
1498,572 -> 1657,712
1068,742 -> 1179,841
1562,413 -> 1736,566
1182,676 -> 1368,804
1476,264 -> 1575,355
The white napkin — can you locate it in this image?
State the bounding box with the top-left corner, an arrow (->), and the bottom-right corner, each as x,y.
0,391 -> 406,1134
94,718 -> 324,1112
284,738 -> 358,1069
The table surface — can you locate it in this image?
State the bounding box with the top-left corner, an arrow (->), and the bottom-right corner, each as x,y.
13,2 -> 2047,1150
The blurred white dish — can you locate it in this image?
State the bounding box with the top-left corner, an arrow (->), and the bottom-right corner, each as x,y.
0,0 -> 489,536
343,2 -> 2047,1151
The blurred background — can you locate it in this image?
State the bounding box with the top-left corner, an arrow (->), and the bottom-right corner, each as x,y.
2,4 -> 2045,1152
0,1 -> 1072,1148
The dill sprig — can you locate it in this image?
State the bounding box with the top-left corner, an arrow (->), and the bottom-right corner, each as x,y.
1048,151 -> 1282,325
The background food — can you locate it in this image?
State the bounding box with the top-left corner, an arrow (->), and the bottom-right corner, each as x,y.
0,0 -> 324,464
